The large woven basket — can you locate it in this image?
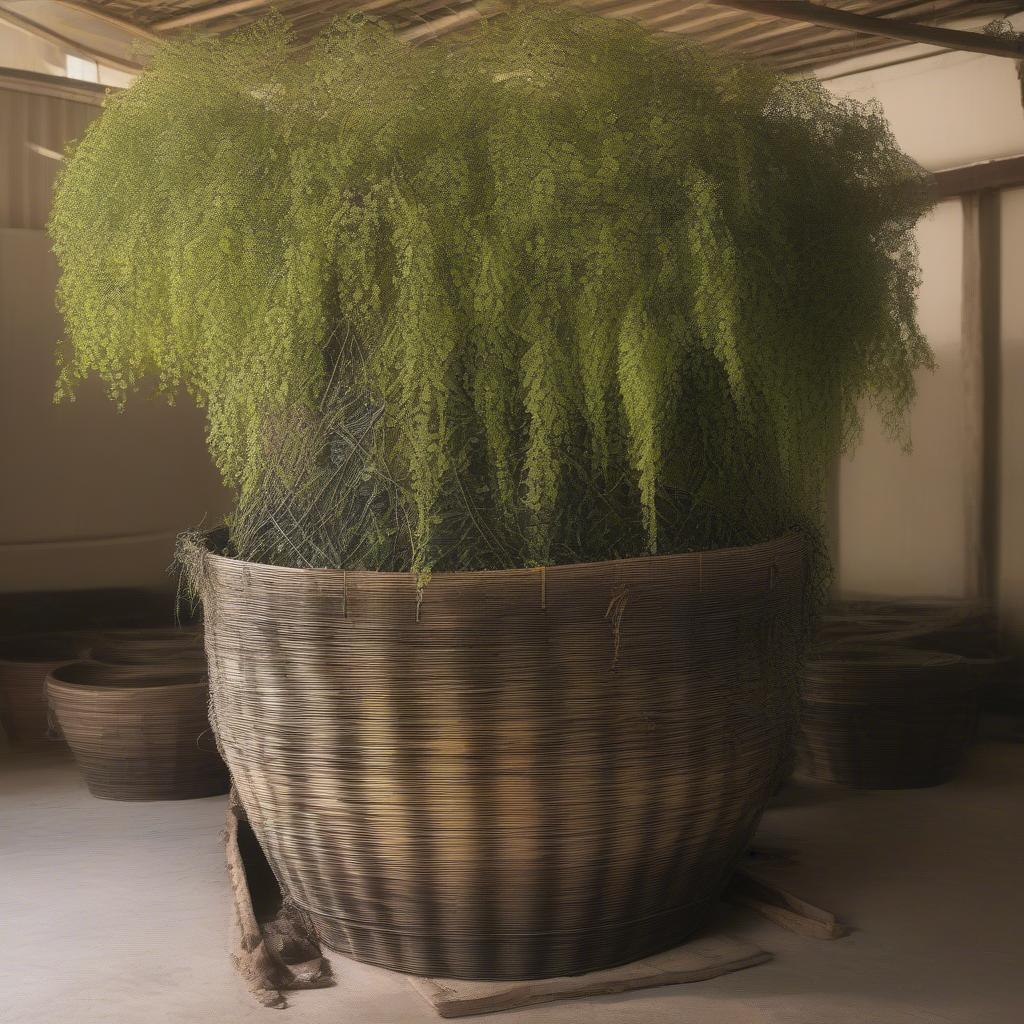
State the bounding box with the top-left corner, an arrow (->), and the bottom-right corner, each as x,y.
46,661 -> 229,800
797,645 -> 978,789
192,531 -> 806,980
0,633 -> 92,745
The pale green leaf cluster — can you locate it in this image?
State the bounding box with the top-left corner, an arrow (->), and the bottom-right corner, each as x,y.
50,4 -> 934,581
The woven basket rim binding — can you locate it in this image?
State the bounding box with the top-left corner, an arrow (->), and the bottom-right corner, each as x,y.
807,645 -> 968,673
94,627 -> 201,640
48,680 -> 209,699
186,527 -> 806,583
817,600 -> 996,646
47,660 -> 208,694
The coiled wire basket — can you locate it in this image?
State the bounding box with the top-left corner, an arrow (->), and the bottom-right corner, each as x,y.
189,531 -> 806,980
46,660 -> 228,801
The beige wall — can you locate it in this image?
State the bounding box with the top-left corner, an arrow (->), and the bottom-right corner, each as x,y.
0,229 -> 228,594
0,15 -> 134,86
0,76 -> 100,230
821,28 -> 1024,649
836,199 -> 965,598
0,75 -> 226,596
0,73 -> 228,595
0,19 -> 66,78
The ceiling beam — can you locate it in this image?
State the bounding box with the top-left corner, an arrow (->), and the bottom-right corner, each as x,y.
53,2 -> 161,42
154,0 -> 273,32
399,5 -> 488,43
0,6 -> 142,72
934,154 -> 1024,197
706,0 -> 1024,60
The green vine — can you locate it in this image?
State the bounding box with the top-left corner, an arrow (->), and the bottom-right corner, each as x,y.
50,4 -> 934,584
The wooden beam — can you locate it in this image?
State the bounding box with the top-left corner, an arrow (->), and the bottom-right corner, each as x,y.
961,191 -> 1001,604
154,0 -> 272,32
706,0 -> 1024,60
400,5 -> 488,43
53,2 -> 161,43
0,66 -> 109,105
0,7 -> 142,73
935,155 -> 1024,198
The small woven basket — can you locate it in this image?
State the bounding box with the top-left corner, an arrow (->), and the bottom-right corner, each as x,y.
88,626 -> 205,667
797,645 -> 978,789
191,531 -> 806,980
0,633 -> 92,745
46,660 -> 229,801
815,596 -> 1017,712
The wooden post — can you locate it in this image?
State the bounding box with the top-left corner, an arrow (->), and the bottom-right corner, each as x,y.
961,191 -> 1001,605
825,454 -> 840,596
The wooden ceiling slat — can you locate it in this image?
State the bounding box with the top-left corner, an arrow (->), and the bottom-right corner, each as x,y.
674,0 -> 927,58
745,3 -> 1020,63
26,0 -> 1024,69
574,0 -> 703,17
777,37 -> 911,70
686,0 -> 921,45
667,0 -> 1021,64
630,7 -> 743,33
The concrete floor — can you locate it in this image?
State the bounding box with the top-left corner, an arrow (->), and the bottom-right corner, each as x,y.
2,741 -> 1023,1024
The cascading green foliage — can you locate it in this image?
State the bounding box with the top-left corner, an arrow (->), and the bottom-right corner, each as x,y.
50,3 -> 934,580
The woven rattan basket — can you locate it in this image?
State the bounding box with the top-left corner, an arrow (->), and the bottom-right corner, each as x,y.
190,531 -> 806,980
816,599 -> 997,655
88,626 -> 205,667
0,633 -> 91,745
814,598 -> 1016,709
796,645 -> 979,789
46,660 -> 229,801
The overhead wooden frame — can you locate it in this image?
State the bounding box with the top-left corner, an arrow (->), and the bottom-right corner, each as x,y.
0,5 -> 143,73
934,155 -> 1024,199
153,1 -> 274,32
707,0 -> 1024,60
18,2 -> 1024,75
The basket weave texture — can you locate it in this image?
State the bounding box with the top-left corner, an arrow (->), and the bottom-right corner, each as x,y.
46,661 -> 229,801
816,600 -> 998,656
87,626 -> 205,667
797,645 -> 978,789
0,633 -> 91,745
194,532 -> 805,980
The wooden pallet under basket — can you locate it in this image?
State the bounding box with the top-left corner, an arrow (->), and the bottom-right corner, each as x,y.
46,660 -> 229,801
189,531 -> 807,981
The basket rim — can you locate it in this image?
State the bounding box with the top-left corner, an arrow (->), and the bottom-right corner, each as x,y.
46,669 -> 208,696
188,528 -> 805,583
808,644 -> 965,666
46,681 -> 208,698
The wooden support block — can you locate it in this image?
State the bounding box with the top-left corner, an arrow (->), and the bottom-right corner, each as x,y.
408,934 -> 771,1018
725,869 -> 850,940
